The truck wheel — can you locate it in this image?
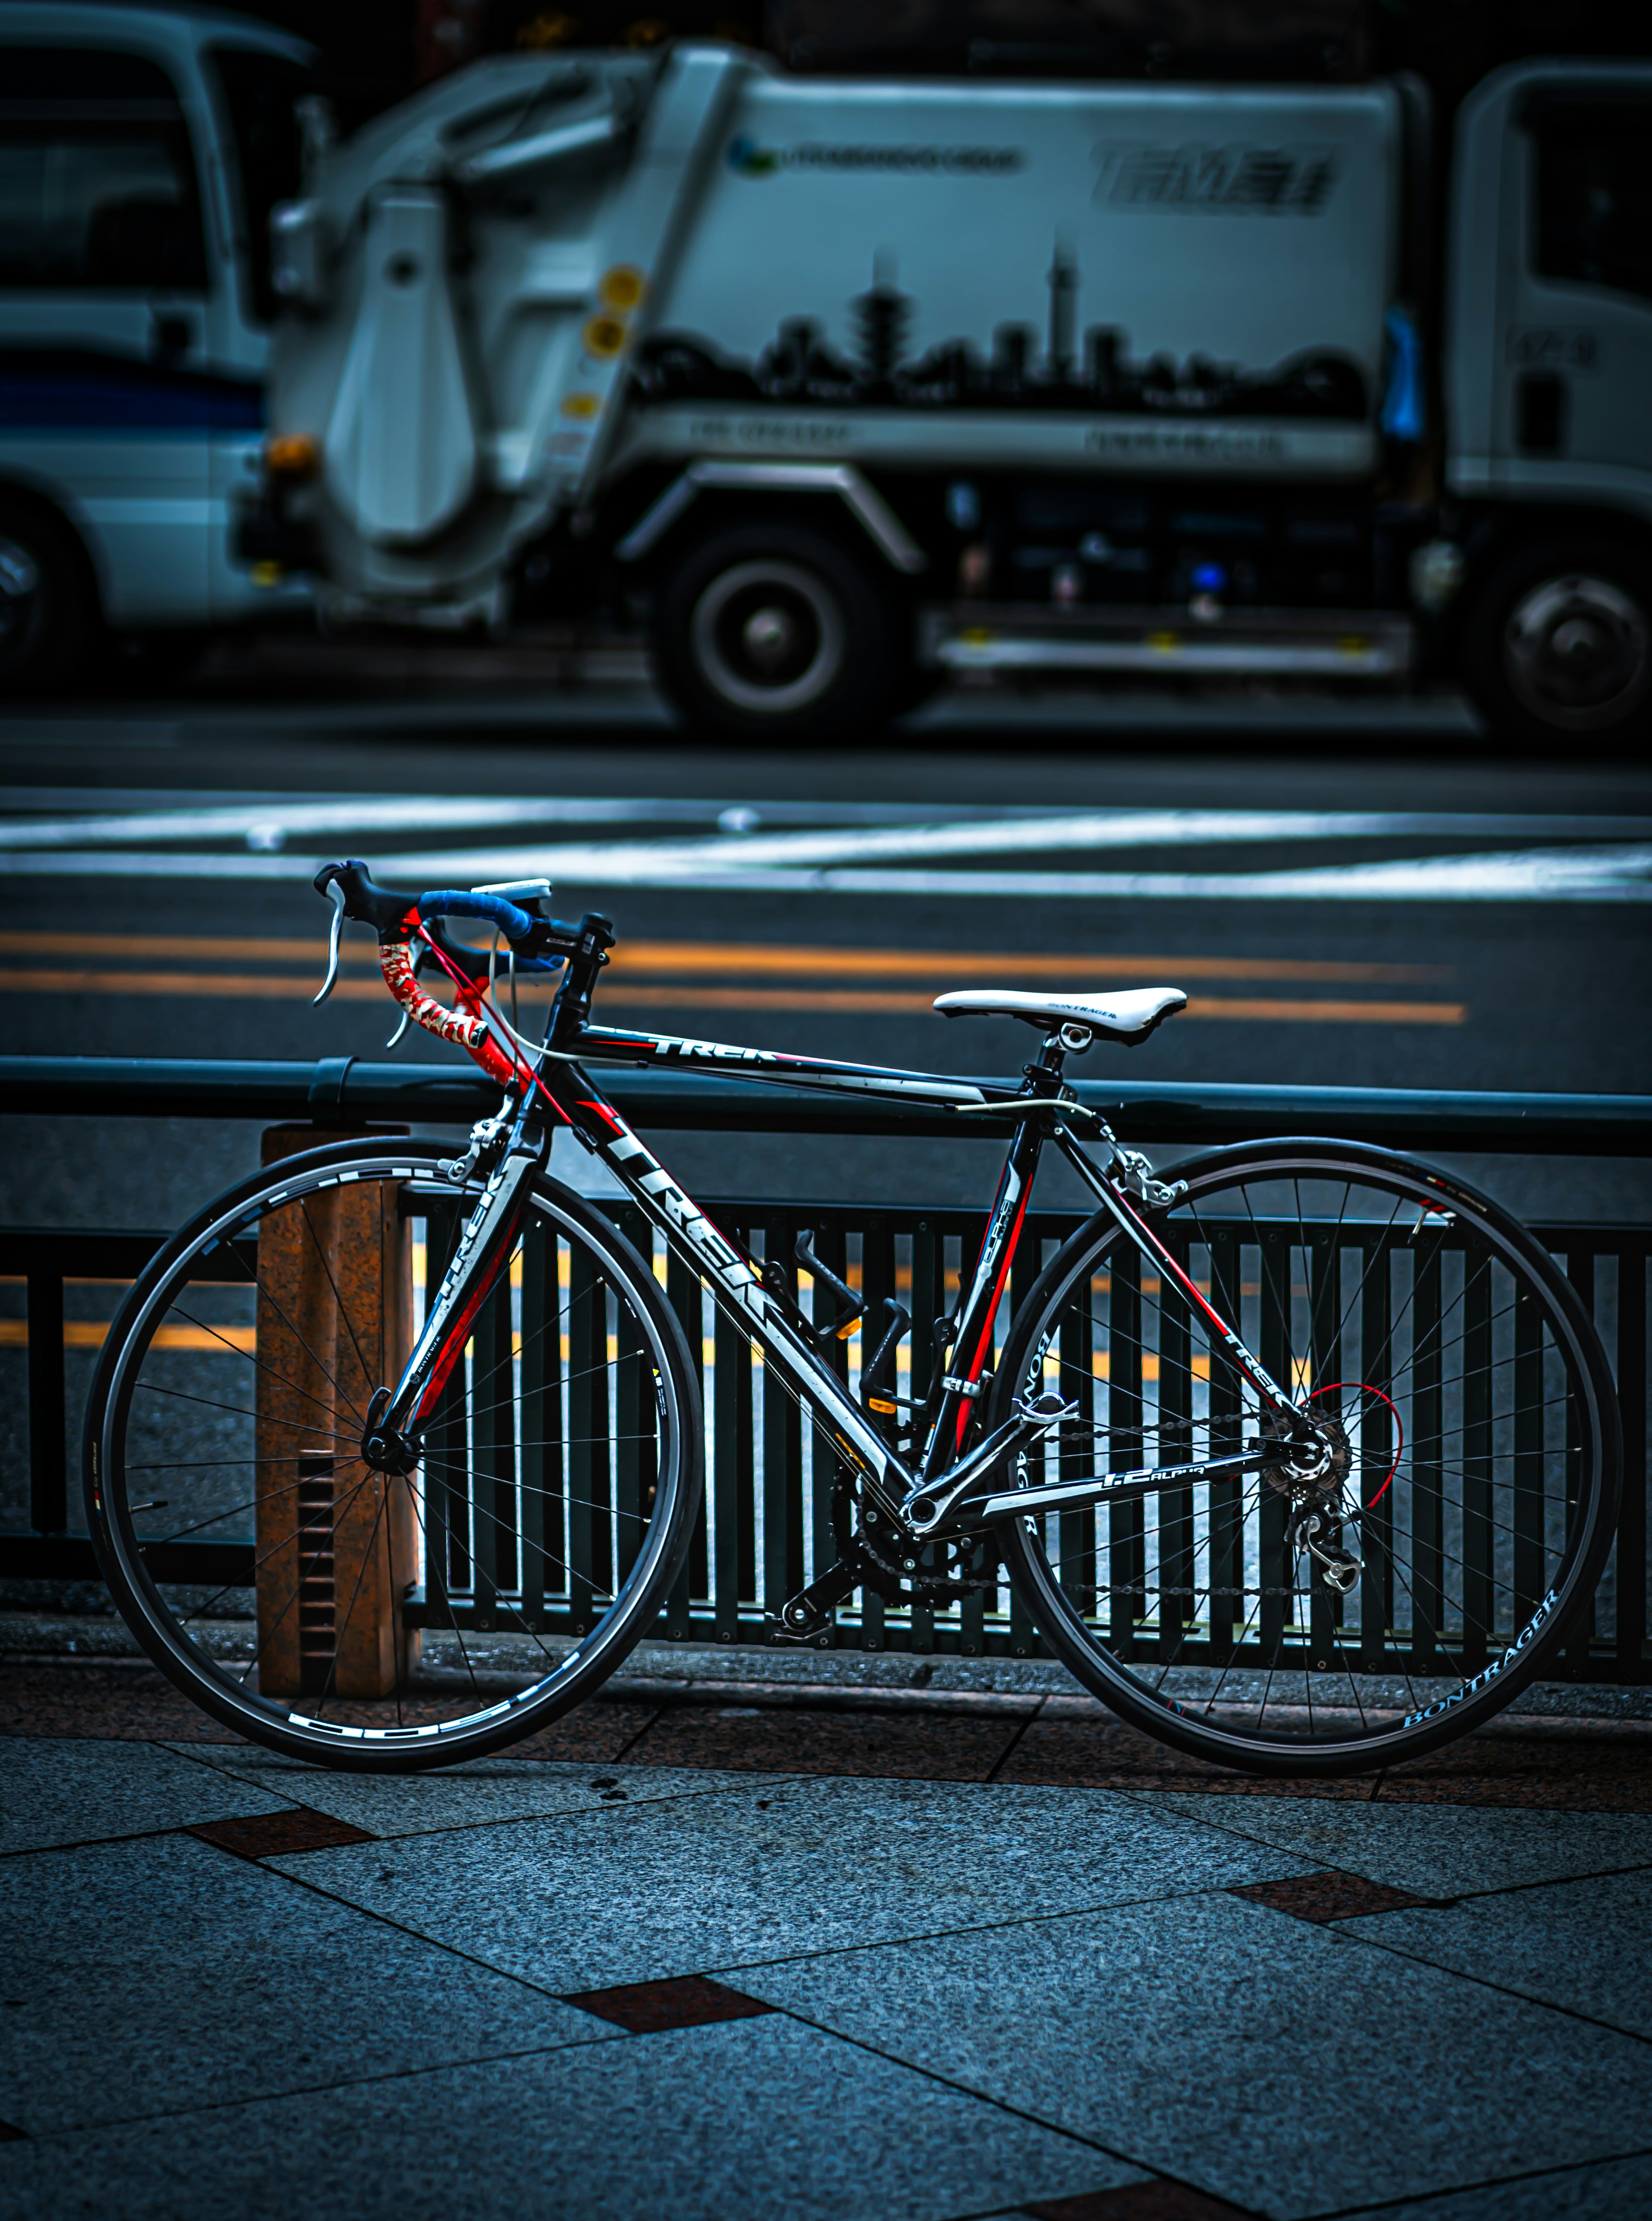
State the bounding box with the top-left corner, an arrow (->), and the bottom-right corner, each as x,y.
1462,540 -> 1652,748
652,522 -> 902,741
0,501 -> 93,695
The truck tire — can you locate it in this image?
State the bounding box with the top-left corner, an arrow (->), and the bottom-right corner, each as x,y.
652,521 -> 902,742
0,500 -> 93,696
1462,538 -> 1652,749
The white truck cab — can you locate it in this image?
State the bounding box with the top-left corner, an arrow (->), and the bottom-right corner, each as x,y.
0,1 -> 315,689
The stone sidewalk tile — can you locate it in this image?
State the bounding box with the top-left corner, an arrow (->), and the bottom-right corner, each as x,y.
0,1830 -> 605,2136
1129,1792 -> 1652,1898
0,2014 -> 1144,2221
0,1660 -> 659,1761
1333,2149 -> 1652,2220
735,1891 -> 1652,2220
169,1743 -> 782,1838
270,1774 -> 1324,1997
1002,1715 -> 1652,1814
618,1700 -> 1024,1779
1341,1864 -> 1652,2038
0,1735 -> 296,1857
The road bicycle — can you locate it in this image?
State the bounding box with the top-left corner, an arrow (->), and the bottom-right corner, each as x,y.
84,865 -> 1621,1775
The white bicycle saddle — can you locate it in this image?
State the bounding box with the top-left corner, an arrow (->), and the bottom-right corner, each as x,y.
932,986 -> 1187,1045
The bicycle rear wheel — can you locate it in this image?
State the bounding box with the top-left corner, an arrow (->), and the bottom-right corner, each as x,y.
83,1139 -> 701,1770
989,1140 -> 1620,1774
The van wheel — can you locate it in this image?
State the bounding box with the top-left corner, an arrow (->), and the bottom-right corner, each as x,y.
0,503 -> 92,695
652,521 -> 902,741
1462,539 -> 1652,748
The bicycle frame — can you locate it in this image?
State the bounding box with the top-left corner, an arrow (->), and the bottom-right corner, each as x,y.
371,970 -> 1308,1555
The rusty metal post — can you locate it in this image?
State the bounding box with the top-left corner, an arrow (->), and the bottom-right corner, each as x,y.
254,1126 -> 419,1698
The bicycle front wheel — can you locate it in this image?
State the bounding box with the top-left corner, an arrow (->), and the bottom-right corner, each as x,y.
989,1140 -> 1620,1775
83,1139 -> 702,1770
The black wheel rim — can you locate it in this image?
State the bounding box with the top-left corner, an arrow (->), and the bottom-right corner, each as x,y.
91,1146 -> 694,1765
996,1151 -> 1613,1765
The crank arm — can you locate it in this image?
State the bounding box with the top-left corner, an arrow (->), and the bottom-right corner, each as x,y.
978,1446 -> 1282,1524
771,1557 -> 862,1641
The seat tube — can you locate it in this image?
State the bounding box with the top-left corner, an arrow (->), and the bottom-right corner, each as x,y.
922,1112 -> 1047,1480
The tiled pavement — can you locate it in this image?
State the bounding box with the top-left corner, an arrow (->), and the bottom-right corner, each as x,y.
3,1653 -> 1652,2219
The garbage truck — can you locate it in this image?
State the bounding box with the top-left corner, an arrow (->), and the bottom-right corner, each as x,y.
244,42 -> 1652,743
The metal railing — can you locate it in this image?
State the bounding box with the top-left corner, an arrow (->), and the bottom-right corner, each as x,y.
2,1056 -> 1649,1678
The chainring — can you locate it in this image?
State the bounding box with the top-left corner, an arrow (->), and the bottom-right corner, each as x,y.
832,1480 -> 999,1607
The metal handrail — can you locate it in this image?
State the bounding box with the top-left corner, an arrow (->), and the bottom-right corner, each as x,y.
2,1055 -> 1649,1153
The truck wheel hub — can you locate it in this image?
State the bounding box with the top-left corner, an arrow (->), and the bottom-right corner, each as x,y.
1507,575 -> 1649,722
742,605 -> 797,668
691,558 -> 845,713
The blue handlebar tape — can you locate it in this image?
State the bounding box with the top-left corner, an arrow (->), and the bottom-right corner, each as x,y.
417,889 -> 536,941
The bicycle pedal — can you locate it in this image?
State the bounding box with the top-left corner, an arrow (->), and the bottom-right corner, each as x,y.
771,1558 -> 860,1642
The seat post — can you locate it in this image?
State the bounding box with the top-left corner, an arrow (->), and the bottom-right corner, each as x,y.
1022,1032 -> 1072,1095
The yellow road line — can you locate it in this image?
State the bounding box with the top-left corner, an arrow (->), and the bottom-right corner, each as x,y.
600,985 -> 1467,1024
0,1320 -> 252,1351
0,968 -> 1464,1023
0,929 -> 1449,984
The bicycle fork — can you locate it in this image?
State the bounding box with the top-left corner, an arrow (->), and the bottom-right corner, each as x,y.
359,1120 -> 546,1474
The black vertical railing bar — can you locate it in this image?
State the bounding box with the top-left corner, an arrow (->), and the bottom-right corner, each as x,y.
1412,1237 -> 1445,1677
1305,1228 -> 1344,1680
518,1212 -> 551,1625
1158,1229 -> 1195,1667
753,1210 -> 802,1642
710,1269 -> 746,1647
1207,1228 -> 1243,1672
564,1244 -> 601,1635
1005,1223 -> 1047,1660
1561,1244 -> 1597,1676
909,1216 -> 952,1647
811,1219 -> 855,1648
1057,1248 -> 1095,1643
663,1243 -> 704,1641
1616,1245 -> 1649,1681
1107,1243 -> 1145,1663
1359,1235 -> 1395,1672
1461,1249 -> 1494,1675
1512,1278 -> 1546,1636
469,1274 -> 507,1628
1256,1229 -> 1291,1674
27,1269 -> 66,1536
612,1225 -> 647,1602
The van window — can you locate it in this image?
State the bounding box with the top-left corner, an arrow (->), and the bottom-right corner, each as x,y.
1534,97 -> 1652,307
209,47 -> 311,326
0,49 -> 207,290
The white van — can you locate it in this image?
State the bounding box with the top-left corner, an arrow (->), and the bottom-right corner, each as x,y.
0,1 -> 315,689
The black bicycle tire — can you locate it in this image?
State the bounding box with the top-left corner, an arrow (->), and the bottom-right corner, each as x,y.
989,1137 -> 1621,1776
83,1138 -> 703,1771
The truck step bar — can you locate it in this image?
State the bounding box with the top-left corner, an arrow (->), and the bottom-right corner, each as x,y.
919,607 -> 1415,682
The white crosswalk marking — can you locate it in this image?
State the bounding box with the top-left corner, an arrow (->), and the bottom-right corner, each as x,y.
0,794 -> 1647,900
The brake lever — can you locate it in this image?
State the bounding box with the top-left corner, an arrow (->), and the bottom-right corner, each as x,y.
314,881 -> 346,1005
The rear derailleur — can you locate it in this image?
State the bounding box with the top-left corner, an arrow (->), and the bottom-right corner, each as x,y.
1263,1406 -> 1363,1597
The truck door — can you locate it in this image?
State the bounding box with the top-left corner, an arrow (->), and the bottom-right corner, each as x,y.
0,43 -> 215,626
1502,85 -> 1652,504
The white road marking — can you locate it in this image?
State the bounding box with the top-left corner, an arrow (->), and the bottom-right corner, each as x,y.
3,841 -> 1649,899
0,797 -> 1643,854
0,796 -> 1647,900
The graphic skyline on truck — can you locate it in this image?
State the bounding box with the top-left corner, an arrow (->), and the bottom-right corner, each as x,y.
633,256 -> 1368,422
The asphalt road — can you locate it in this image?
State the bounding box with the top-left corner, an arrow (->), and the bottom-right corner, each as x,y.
3,656 -> 1649,1230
